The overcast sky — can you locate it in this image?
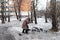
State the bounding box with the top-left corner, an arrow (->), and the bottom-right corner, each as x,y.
37,0 -> 60,10
37,0 -> 50,10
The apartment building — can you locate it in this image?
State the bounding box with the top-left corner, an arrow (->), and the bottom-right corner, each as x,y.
0,0 -> 31,16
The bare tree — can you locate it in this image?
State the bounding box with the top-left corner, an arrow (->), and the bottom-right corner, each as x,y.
13,0 -> 18,20
8,0 -> 10,22
4,2 -> 7,21
8,13 -> 10,22
4,13 -> 7,21
50,0 -> 58,31
32,1 -> 37,24
31,11 -> 33,23
1,0 -> 5,23
31,1 -> 33,23
45,0 -> 48,23
44,13 -> 47,23
16,0 -> 22,21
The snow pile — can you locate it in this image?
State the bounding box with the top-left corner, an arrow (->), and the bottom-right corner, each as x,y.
1,16 -> 60,40
28,17 -> 52,30
7,17 -> 58,40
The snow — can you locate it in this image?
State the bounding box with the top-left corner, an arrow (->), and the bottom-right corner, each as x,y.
28,17 -> 52,30
21,11 -> 31,16
0,16 -> 60,40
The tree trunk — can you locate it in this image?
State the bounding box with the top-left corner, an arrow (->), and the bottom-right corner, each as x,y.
13,0 -> 18,20
50,0 -> 58,31
15,11 -> 18,20
8,0 -> 10,22
18,7 -> 21,21
45,13 -> 48,23
8,13 -> 10,22
1,2 -> 5,23
33,2 -> 37,24
45,0 -> 48,23
28,11 -> 29,18
4,13 -> 7,21
31,10 -> 33,23
4,2 -> 7,21
1,12 -> 5,23
30,1 -> 34,23
17,0 -> 22,21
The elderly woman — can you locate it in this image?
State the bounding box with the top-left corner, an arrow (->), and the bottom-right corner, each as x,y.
22,18 -> 30,34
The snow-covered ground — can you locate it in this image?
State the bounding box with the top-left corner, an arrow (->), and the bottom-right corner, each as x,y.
0,16 -> 60,40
